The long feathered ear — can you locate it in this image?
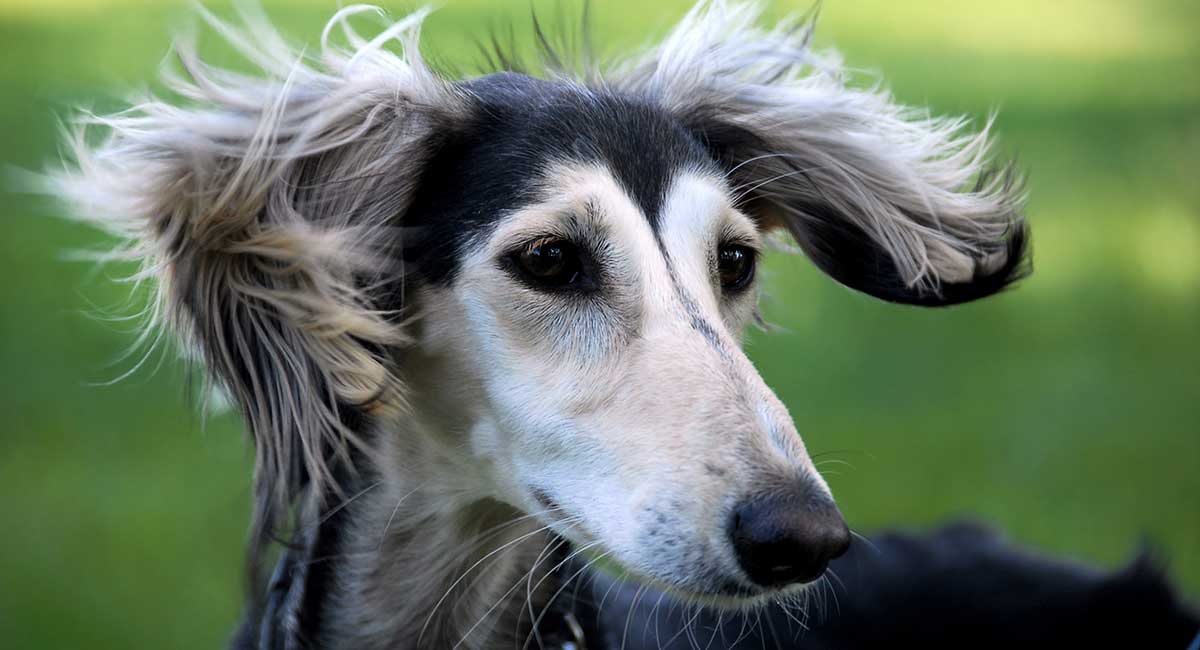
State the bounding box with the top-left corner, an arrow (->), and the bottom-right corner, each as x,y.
614,1 -> 1029,306
49,5 -> 465,570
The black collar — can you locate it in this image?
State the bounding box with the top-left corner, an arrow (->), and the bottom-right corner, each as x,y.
250,526 -> 317,650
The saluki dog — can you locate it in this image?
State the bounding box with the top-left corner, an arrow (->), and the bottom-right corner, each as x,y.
51,2 -> 1198,648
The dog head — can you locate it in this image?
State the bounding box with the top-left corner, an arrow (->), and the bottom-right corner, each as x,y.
53,2 -> 1027,603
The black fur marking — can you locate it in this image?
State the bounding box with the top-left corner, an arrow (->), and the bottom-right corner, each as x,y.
703,462 -> 728,478
675,284 -> 726,353
530,487 -> 561,514
402,73 -> 714,286
683,117 -> 1032,307
659,249 -> 730,359
579,521 -> 1200,649
799,200 -> 1031,307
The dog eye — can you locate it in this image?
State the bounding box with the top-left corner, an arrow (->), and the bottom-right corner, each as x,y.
717,244 -> 756,291
512,238 -> 583,288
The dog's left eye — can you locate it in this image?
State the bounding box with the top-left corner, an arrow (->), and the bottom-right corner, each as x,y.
511,238 -> 584,288
717,244 -> 756,291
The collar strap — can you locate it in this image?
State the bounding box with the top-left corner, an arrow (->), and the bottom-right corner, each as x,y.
532,606 -> 589,650
255,528 -> 315,650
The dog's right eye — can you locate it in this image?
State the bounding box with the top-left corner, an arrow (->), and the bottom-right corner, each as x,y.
510,238 -> 585,289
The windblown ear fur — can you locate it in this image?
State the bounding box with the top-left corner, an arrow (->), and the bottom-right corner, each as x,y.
49,5 -> 465,577
613,1 -> 1030,306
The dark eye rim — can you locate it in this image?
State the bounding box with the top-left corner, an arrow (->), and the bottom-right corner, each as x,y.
503,237 -> 596,293
717,242 -> 759,293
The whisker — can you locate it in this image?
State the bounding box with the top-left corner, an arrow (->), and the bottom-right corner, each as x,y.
311,479 -> 382,528
729,165 -> 823,205
619,582 -> 650,650
454,526 -> 580,649
850,529 -> 882,556
594,566 -> 632,628
722,151 -> 803,178
421,518 -> 571,646
456,509 -> 577,595
520,543 -> 607,650
824,572 -> 842,617
519,529 -> 566,650
655,599 -> 704,650
376,483 -> 423,549
642,589 -> 669,644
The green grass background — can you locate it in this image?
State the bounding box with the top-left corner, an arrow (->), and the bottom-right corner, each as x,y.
1,0 -> 1197,647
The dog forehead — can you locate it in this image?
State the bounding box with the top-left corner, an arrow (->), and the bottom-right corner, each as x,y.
466,72 -> 716,224
404,73 -> 722,284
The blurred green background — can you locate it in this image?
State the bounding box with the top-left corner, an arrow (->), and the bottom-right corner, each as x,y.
1,0 -> 1197,647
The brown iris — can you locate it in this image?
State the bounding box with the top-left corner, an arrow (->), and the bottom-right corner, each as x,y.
513,238 -> 583,288
717,244 -> 756,290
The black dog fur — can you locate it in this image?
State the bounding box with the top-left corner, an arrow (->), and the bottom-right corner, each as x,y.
576,522 -> 1200,649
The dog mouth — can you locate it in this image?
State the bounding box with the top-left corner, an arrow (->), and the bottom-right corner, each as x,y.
523,487 -> 832,608
565,542 -> 808,610
530,487 -> 562,516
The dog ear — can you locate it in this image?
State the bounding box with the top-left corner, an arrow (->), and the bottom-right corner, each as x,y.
51,6 -> 464,557
615,1 -> 1029,306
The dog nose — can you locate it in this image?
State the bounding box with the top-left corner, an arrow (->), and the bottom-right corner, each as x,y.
729,489 -> 851,588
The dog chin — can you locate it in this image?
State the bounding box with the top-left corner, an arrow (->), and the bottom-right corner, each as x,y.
643,578 -> 814,613
584,550 -> 811,611
675,580 -> 817,611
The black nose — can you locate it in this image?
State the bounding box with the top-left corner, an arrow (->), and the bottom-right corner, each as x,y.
729,488 -> 851,588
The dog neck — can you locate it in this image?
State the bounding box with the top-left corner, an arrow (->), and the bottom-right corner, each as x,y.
310,419 -> 563,650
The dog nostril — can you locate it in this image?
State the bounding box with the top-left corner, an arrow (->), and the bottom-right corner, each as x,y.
729,490 -> 850,588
